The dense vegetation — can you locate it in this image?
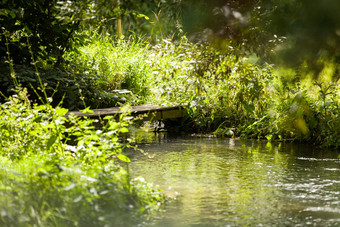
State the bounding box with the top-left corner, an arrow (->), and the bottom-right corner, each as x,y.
0,85 -> 165,226
0,0 -> 339,225
62,33 -> 339,147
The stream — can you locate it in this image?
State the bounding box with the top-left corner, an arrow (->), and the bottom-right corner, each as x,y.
125,130 -> 340,227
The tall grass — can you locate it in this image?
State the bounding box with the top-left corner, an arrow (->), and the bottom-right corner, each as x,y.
65,33 -> 153,104
64,32 -> 340,147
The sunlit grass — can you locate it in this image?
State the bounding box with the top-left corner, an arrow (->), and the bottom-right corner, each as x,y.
64,31 -> 339,147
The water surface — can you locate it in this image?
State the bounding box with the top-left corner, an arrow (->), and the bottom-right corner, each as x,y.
126,131 -> 340,226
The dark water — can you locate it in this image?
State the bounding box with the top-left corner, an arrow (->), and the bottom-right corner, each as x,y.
126,131 -> 340,227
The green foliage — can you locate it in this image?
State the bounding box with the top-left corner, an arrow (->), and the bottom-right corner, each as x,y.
64,33 -> 153,104
0,0 -> 87,66
177,0 -> 340,79
87,0 -> 182,40
141,38 -> 274,132
0,0 -> 183,68
0,87 -> 165,226
241,70 -> 340,147
262,0 -> 340,70
148,39 -> 339,147
0,63 -> 132,110
63,31 -> 339,147
2,3 -> 339,226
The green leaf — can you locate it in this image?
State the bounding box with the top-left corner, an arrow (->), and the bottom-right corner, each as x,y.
9,10 -> 16,19
137,14 -> 149,20
103,115 -> 113,120
266,134 -> 273,141
0,9 -> 8,17
108,122 -> 119,130
90,134 -> 99,141
80,108 -> 94,113
120,127 -> 128,133
116,154 -> 130,162
241,101 -> 255,114
33,115 -> 43,123
56,107 -> 68,116
47,134 -> 58,150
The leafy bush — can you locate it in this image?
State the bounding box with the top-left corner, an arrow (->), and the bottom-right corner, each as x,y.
0,88 -> 165,226
143,39 -> 274,132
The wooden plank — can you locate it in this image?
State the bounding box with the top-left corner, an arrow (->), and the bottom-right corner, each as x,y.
67,104 -> 187,121
138,109 -> 187,121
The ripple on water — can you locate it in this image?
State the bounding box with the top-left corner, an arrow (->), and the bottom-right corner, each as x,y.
126,136 -> 340,226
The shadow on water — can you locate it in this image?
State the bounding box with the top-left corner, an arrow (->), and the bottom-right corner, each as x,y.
124,129 -> 340,227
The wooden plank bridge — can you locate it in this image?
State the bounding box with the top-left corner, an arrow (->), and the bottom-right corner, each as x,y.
68,104 -> 187,121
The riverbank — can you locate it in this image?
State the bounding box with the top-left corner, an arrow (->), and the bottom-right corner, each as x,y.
1,33 -> 338,148
69,34 -> 339,148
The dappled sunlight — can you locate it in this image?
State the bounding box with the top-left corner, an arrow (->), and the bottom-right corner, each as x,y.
1,0 -> 339,225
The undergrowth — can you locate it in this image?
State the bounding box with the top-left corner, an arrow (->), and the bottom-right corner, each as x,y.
64,32 -> 339,148
0,86 -> 165,226
1,30 -> 339,148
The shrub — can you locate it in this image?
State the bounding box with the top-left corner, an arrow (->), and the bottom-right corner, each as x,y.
0,88 -> 165,226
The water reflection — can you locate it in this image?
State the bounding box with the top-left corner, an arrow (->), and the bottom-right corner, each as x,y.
125,130 -> 340,226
